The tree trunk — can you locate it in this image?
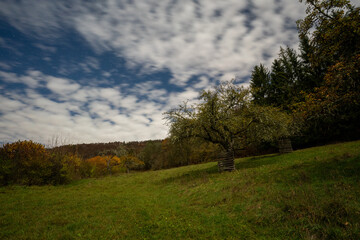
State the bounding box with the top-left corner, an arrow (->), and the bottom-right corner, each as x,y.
107,159 -> 112,175
217,148 -> 235,172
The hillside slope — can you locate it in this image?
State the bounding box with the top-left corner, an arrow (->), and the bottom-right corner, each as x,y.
1,140 -> 360,239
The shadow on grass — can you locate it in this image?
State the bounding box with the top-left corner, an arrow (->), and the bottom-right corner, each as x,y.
159,164 -> 220,185
235,154 -> 281,170
160,154 -> 282,185
159,151 -> 360,187
272,153 -> 360,185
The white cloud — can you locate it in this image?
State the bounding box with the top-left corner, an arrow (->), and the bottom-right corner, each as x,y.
0,70 -> 47,88
0,71 -> 19,84
168,87 -> 200,108
34,43 -> 57,53
0,0 -> 307,85
130,81 -> 168,102
0,70 -> 178,144
46,76 -> 81,95
0,37 -> 23,56
102,71 -> 111,77
0,0 -> 74,39
0,96 -> 25,112
73,0 -> 305,85
79,56 -> 100,73
0,62 -> 12,70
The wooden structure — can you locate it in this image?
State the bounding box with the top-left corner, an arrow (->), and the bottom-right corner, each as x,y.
217,150 -> 235,172
278,138 -> 293,153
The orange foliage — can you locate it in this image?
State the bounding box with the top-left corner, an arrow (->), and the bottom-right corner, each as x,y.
86,155 -> 123,176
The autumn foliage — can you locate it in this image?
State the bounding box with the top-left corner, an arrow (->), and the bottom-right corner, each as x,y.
85,154 -> 144,176
0,140 -> 87,185
86,155 -> 121,177
0,140 -> 52,185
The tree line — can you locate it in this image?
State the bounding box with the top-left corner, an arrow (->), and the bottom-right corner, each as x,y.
250,0 -> 359,146
0,139 -> 221,185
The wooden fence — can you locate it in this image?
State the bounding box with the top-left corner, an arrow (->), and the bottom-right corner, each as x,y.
217,150 -> 235,172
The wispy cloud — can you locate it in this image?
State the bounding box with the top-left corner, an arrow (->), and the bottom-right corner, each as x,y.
79,56 -> 100,73
0,69 -> 190,143
0,37 -> 23,56
0,0 -> 74,39
33,43 -> 57,53
0,62 -> 12,70
0,0 -> 307,85
71,0 -> 306,85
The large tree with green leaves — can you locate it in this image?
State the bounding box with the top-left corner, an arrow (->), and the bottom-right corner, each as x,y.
165,81 -> 295,171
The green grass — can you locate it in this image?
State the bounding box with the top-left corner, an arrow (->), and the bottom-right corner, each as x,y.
1,140 -> 360,239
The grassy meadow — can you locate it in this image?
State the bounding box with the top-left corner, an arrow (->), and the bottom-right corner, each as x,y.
1,140 -> 360,239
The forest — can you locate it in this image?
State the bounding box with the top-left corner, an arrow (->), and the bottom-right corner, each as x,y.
0,0 -> 359,186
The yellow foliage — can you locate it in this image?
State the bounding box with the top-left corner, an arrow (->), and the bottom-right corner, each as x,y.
86,155 -> 126,176
60,154 -> 82,181
118,155 -> 144,170
0,140 -> 52,185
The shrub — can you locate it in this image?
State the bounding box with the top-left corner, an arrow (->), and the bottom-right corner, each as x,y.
86,156 -> 108,177
85,154 -> 143,177
49,152 -> 84,184
118,155 -> 144,173
86,155 -> 126,177
0,140 -> 52,185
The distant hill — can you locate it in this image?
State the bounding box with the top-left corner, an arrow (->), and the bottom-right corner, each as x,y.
50,139 -> 162,159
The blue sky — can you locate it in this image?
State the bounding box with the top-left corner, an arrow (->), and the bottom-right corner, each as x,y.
0,0 -> 307,145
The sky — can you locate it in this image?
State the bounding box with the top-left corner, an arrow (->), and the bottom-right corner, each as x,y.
0,0 -> 308,146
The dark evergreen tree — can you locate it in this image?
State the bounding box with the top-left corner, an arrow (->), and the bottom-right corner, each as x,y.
250,64 -> 271,106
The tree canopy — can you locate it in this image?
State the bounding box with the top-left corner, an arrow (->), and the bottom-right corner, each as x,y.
250,0 -> 360,145
165,81 -> 296,171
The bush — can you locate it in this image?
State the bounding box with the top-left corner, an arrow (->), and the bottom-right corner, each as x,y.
85,155 -> 126,177
0,140 -> 89,185
49,152 -> 84,184
0,140 -> 52,185
85,155 -> 144,177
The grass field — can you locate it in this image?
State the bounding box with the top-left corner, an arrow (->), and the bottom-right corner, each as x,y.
1,140 -> 360,239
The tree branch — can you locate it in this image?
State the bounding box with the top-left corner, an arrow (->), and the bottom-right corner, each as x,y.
309,1 -> 335,20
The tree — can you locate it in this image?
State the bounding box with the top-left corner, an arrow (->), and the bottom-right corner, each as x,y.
99,145 -> 126,175
85,156 -> 105,177
118,155 -> 144,173
296,54 -> 360,142
98,145 -> 144,174
295,0 -> 360,143
297,34 -> 324,92
165,81 -> 295,172
250,64 -> 271,106
297,0 -> 360,67
139,141 -> 162,170
251,46 -> 307,112
0,140 -> 52,185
